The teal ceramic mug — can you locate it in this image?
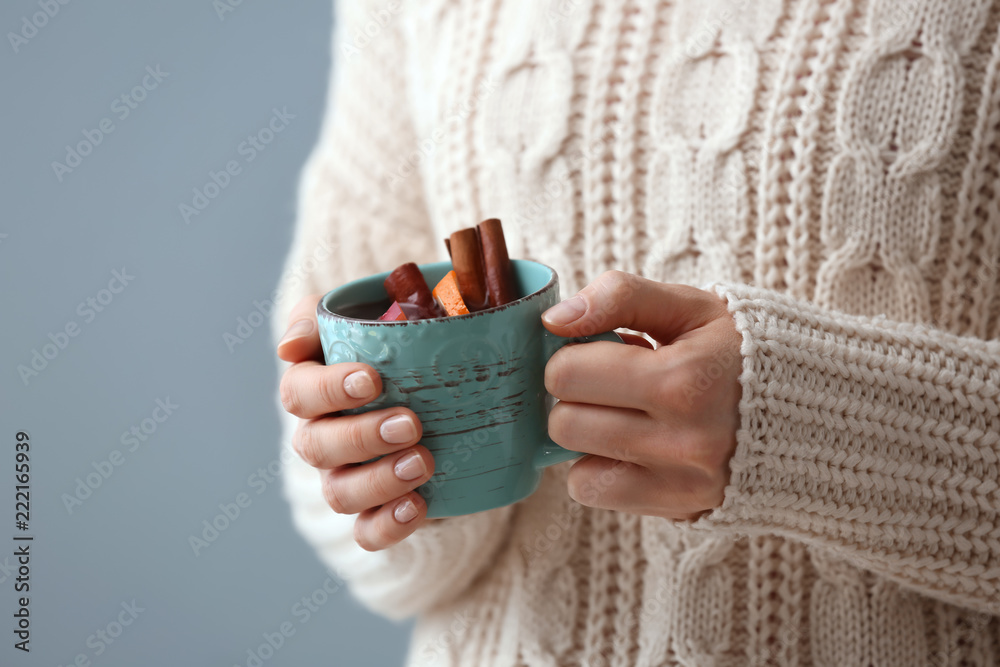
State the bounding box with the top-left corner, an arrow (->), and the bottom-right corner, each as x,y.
316,259 -> 622,518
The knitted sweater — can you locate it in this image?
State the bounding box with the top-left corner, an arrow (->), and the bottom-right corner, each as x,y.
272,0 -> 1000,664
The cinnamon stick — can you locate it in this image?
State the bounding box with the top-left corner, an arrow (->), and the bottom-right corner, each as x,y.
477,218 -> 515,307
448,228 -> 489,311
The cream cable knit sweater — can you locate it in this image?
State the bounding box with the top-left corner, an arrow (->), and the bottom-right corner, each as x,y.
272,0 -> 1000,664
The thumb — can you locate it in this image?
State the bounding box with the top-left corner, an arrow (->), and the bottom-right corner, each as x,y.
541,271 -> 722,345
276,293 -> 325,363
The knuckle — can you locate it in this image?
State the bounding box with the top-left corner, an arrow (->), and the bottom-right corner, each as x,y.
337,417 -> 371,463
686,446 -> 714,474
566,458 -> 600,506
566,471 -> 585,504
597,270 -> 636,301
362,467 -> 393,505
322,472 -> 349,514
316,372 -> 345,412
695,446 -> 727,477
370,515 -> 398,550
584,271 -> 641,328
676,433 -> 725,477
547,403 -> 571,444
293,423 -> 322,467
279,372 -> 302,414
647,375 -> 679,414
544,355 -> 570,398
354,520 -> 379,552
649,365 -> 699,416
290,294 -> 323,325
607,440 -> 641,467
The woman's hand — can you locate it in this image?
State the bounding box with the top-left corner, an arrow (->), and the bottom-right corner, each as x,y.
542,271 -> 743,521
277,294 -> 435,551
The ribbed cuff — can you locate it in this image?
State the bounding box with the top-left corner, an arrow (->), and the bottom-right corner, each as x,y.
691,282 -> 1000,579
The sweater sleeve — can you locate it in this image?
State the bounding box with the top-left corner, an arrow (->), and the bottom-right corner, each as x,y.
693,282 -> 1000,615
272,1 -> 514,621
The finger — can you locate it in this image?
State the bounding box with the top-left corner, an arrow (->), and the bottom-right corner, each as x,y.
545,340 -> 661,411
354,491 -> 428,552
321,446 -> 434,515
295,408 -> 422,469
541,271 -> 726,346
548,401 -> 656,462
565,454 -> 645,510
277,293 -> 325,362
280,361 -> 383,419
567,455 -> 712,520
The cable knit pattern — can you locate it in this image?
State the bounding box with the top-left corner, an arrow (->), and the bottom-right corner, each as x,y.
274,0 -> 1000,664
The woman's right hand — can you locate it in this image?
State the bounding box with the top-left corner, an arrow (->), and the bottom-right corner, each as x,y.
277,294 -> 435,551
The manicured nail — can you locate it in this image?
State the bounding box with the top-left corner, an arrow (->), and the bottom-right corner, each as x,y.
343,371 -> 376,399
542,295 -> 587,326
382,415 -> 417,445
394,498 -> 418,523
394,451 -> 426,480
279,319 -> 313,346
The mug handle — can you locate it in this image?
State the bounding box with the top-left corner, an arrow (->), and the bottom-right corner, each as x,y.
532,330 -> 624,469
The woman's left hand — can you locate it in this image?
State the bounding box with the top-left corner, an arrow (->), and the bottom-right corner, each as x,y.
542,271 -> 743,521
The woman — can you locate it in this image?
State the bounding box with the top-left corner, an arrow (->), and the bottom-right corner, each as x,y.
274,0 -> 1000,664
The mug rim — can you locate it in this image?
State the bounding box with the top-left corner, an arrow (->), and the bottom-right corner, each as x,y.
317,258 -> 558,325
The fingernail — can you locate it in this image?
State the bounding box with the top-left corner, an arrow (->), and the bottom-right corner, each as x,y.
394,498 -> 418,523
344,371 -> 376,399
542,295 -> 587,326
279,319 -> 313,346
381,414 -> 417,444
394,451 -> 426,480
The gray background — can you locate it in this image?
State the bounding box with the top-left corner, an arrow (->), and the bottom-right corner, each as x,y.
0,1 -> 412,665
